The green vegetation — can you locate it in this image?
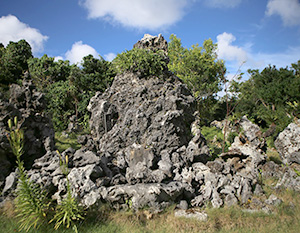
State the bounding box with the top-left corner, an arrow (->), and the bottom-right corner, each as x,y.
168,34 -> 225,98
201,126 -> 224,157
0,40 -> 32,87
168,34 -> 226,124
40,55 -> 115,131
55,132 -> 81,152
232,62 -> 300,134
114,47 -> 168,77
50,152 -> 84,231
7,118 -> 84,232
1,37 -> 299,134
7,117 -> 48,231
201,126 -> 238,158
2,35 -> 300,233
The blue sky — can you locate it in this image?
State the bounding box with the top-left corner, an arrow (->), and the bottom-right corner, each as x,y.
1,0 -> 300,78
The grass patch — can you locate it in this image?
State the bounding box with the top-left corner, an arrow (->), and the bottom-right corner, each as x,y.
266,148 -> 282,165
55,132 -> 81,152
1,188 -> 300,233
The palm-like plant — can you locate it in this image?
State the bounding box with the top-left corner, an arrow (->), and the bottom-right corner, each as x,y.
7,117 -> 49,232
49,152 -> 84,231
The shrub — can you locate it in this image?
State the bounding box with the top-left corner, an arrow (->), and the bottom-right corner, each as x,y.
49,152 -> 84,231
113,48 -> 167,77
201,126 -> 236,158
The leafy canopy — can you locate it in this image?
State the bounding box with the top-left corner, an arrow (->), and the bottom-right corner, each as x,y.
43,55 -> 116,131
233,61 -> 300,132
168,34 -> 225,99
168,34 -> 226,124
0,40 -> 33,87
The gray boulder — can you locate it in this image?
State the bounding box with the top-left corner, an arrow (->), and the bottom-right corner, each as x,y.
225,116 -> 266,170
174,209 -> 207,221
275,119 -> 300,165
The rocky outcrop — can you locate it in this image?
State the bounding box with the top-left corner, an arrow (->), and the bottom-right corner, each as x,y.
5,35 -> 263,211
88,72 -> 201,159
0,73 -> 55,187
225,116 -> 266,168
2,35 -> 299,214
275,119 -> 300,165
133,33 -> 168,55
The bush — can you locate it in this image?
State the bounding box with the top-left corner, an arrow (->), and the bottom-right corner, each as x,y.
113,48 -> 167,77
201,126 -> 237,158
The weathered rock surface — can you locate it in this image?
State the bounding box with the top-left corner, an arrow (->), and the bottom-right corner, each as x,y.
21,69 -> 267,211
275,119 -> 300,165
174,209 -> 208,221
224,116 -> 266,170
0,73 -> 55,187
133,33 -> 168,55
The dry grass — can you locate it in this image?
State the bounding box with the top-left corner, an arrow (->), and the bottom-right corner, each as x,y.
1,179 -> 300,233
1,199 -> 16,218
266,147 -> 282,164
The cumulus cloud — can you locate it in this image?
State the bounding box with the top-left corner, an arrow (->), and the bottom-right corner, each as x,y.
266,0 -> 300,26
104,52 -> 116,61
54,56 -> 64,62
203,0 -> 242,8
217,32 -> 248,66
0,15 -> 48,54
216,32 -> 300,79
65,41 -> 99,64
80,0 -> 188,30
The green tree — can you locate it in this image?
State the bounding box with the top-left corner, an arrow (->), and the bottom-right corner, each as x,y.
28,55 -> 71,90
46,80 -> 75,131
45,55 -> 116,131
235,61 -> 300,132
168,34 -> 226,124
79,54 -> 115,92
0,40 -> 33,86
168,34 -> 225,98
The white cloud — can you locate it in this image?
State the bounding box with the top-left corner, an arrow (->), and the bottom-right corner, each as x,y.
216,32 -> 300,79
266,0 -> 300,26
80,0 -> 188,30
0,15 -> 48,54
217,32 -> 248,66
65,41 -> 99,64
254,46 -> 300,69
54,56 -> 64,62
203,0 -> 242,8
104,52 -> 116,61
